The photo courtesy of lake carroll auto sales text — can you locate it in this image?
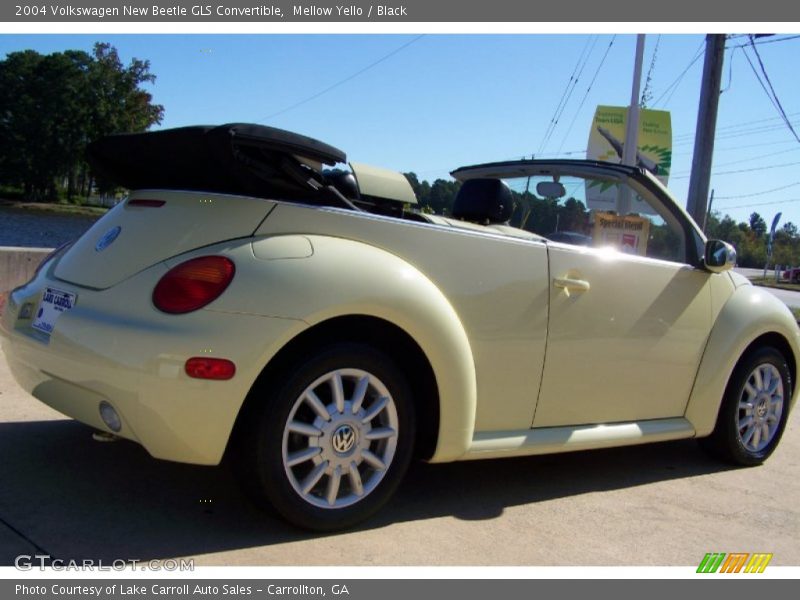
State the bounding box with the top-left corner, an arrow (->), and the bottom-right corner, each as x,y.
15,584 -> 352,597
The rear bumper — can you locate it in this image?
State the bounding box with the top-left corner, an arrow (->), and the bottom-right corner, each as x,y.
0,260 -> 304,466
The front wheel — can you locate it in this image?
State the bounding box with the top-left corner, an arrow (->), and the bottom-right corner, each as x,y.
235,343 -> 415,531
700,346 -> 790,466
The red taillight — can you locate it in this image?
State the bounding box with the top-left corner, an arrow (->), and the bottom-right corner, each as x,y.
153,256 -> 235,314
128,199 -> 166,208
185,357 -> 236,380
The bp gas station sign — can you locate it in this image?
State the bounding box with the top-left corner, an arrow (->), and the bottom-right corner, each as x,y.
586,105 -> 672,217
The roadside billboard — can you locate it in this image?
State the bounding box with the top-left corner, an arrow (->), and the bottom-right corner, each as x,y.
586,105 -> 672,216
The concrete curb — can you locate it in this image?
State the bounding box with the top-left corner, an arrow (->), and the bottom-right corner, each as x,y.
0,247 -> 53,295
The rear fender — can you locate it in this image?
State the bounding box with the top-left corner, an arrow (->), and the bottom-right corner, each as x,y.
223,235 -> 478,462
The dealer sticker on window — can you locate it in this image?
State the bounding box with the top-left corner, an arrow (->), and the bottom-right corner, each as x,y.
31,287 -> 76,335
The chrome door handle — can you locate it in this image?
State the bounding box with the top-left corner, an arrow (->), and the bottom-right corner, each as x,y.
554,277 -> 590,296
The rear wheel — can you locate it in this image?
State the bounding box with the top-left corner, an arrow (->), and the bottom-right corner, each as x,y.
235,343 -> 415,531
700,346 -> 790,466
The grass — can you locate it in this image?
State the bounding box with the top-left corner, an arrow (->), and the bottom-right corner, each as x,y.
748,277 -> 800,293
0,198 -> 108,217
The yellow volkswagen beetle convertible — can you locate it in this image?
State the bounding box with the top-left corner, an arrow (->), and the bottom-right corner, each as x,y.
1,124 -> 797,530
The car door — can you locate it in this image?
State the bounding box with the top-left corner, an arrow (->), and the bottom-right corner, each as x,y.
532,243 -> 712,427
448,162 -> 717,429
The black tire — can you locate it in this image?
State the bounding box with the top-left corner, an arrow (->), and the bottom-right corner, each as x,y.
700,346 -> 791,466
233,343 -> 415,531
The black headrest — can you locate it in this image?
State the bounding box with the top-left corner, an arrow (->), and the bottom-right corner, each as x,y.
452,178 -> 513,224
327,172 -> 360,200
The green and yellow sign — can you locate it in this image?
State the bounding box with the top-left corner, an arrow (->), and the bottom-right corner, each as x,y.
586,105 -> 672,216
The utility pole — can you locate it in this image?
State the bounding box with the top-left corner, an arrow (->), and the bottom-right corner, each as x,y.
686,34 -> 726,226
617,34 -> 646,216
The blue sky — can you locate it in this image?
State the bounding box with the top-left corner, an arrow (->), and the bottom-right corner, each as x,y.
2,33 -> 799,228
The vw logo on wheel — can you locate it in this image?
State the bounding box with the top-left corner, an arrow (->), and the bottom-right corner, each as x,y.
95,226 -> 121,252
332,424 -> 356,454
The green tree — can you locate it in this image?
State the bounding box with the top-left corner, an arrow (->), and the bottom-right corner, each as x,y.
749,212 -> 767,239
0,49 -> 60,200
403,172 -> 421,196
508,190 -> 534,228
559,197 -> 589,233
87,43 -> 163,136
707,213 -> 747,250
403,171 -> 431,208
426,179 -> 460,215
648,223 -> 682,262
771,223 -> 800,268
0,43 -> 163,202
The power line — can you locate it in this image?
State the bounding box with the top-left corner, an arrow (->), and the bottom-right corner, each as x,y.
744,35 -> 800,144
488,126 -> 798,169
553,135 -> 797,160
713,122 -> 800,139
716,197 -> 800,211
672,159 -> 800,179
536,35 -> 598,157
652,40 -> 705,108
672,121 -> 800,148
715,139 -> 799,152
535,38 -> 591,157
728,34 -> 800,48
715,181 -> 800,200
554,35 -> 617,156
711,147 -> 800,169
721,45 -> 739,95
673,111 -> 800,141
257,35 -> 425,122
674,115 -> 800,141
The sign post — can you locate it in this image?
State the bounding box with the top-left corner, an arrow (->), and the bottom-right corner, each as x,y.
764,212 -> 782,279
618,34 -> 646,216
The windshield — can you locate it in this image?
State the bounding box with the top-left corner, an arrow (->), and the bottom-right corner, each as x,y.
499,173 -> 686,263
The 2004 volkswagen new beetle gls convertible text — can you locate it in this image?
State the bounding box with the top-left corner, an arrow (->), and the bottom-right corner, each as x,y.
1,123 -> 797,530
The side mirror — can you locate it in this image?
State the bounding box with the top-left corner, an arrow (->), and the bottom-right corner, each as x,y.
704,239 -> 736,273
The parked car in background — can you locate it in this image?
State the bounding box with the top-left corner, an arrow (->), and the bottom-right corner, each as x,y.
2,124 -> 797,530
782,266 -> 800,282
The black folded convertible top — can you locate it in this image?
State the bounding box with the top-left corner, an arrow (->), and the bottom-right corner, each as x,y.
87,123 -> 347,200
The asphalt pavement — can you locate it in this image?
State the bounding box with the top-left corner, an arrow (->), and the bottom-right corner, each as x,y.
0,346 -> 798,567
